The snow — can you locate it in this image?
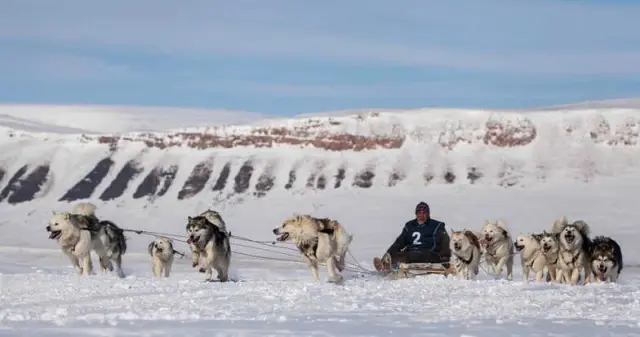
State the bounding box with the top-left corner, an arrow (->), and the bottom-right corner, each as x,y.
0,103 -> 269,134
2,179 -> 640,336
1,99 -> 640,335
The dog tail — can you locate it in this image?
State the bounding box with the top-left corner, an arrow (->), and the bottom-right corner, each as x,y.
201,210 -> 228,233
101,220 -> 127,255
71,202 -> 98,218
551,215 -> 568,234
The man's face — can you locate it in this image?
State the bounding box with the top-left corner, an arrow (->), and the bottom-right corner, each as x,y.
416,210 -> 428,223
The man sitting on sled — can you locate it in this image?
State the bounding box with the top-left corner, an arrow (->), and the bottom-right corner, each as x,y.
373,201 -> 452,274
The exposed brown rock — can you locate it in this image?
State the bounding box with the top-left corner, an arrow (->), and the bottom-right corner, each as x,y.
483,117 -> 537,147
96,128 -> 404,152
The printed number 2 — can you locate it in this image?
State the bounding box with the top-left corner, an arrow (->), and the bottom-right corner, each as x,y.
412,232 -> 422,245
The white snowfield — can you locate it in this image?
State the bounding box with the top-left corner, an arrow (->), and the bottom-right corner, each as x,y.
1,100 -> 640,336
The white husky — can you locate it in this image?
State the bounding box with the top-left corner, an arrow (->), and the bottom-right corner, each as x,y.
514,234 -> 547,282
481,219 -> 515,280
449,230 -> 482,280
148,237 -> 175,277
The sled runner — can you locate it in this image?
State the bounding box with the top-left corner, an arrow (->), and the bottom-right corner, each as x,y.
373,257 -> 454,280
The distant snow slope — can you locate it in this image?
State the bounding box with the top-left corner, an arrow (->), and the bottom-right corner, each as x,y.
0,103 -> 269,133
0,99 -> 638,208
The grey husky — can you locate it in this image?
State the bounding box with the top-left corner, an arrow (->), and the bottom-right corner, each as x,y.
186,214 -> 231,282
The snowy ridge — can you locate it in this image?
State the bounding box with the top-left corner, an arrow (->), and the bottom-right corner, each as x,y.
0,105 -> 639,206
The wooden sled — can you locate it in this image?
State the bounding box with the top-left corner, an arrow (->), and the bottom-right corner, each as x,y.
383,262 -> 455,280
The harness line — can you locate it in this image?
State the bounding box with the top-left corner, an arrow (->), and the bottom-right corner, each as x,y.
121,228 -> 376,275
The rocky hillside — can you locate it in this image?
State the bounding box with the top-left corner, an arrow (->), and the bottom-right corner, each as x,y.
0,107 -> 639,206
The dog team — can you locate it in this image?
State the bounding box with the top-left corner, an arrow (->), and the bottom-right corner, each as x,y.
45,201 -> 622,285
45,202 -> 353,283
448,216 -> 623,285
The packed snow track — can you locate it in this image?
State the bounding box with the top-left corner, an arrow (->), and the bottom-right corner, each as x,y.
0,248 -> 639,336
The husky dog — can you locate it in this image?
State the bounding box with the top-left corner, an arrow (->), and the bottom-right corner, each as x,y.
148,237 -> 176,278
46,203 -> 127,277
187,209 -> 228,269
552,216 -> 592,285
589,236 -> 623,283
538,231 -> 560,282
272,214 -> 353,282
186,215 -> 231,282
481,219 -> 514,280
449,229 -> 482,280
514,233 -> 547,282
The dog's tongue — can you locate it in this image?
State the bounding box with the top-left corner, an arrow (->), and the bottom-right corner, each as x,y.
187,238 -> 192,244
48,232 -> 58,239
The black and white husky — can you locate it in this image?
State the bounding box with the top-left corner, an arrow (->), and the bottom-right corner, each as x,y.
186,214 -> 231,282
186,209 -> 228,268
589,236 -> 623,283
552,216 -> 592,285
46,202 -> 127,277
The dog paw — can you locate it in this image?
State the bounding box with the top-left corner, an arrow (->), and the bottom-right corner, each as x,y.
198,267 -> 206,273
192,262 -> 199,268
328,275 -> 344,283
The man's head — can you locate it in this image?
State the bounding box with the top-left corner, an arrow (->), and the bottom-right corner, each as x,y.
415,202 -> 430,224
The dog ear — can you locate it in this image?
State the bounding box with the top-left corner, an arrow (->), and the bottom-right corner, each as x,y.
501,229 -> 508,238
188,216 -> 192,221
532,233 -> 542,241
148,241 -> 155,256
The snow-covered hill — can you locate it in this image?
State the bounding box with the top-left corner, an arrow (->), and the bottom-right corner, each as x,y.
0,102 -> 639,206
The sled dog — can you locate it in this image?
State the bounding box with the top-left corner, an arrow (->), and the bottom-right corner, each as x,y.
186,214 -> 231,282
514,233 -> 548,282
538,231 -> 560,282
272,214 -> 353,282
148,237 -> 176,277
449,229 -> 482,280
552,216 -> 592,285
481,219 -> 514,280
46,202 -> 127,277
186,209 -> 228,269
589,236 -> 623,283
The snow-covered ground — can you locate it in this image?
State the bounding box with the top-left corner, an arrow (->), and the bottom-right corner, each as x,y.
1,179 -> 640,336
1,100 -> 640,336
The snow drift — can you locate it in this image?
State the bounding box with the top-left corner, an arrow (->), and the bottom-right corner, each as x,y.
0,104 -> 639,206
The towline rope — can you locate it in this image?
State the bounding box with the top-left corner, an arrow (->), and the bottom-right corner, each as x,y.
121,228 -> 377,275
